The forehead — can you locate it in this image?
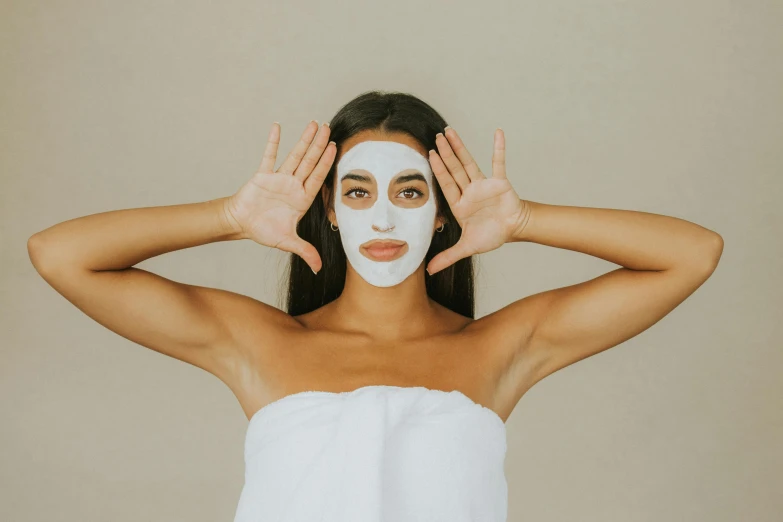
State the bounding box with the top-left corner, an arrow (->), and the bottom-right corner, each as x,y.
336,132 -> 431,182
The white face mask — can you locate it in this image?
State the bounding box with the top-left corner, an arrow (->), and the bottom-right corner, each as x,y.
333,140 -> 437,288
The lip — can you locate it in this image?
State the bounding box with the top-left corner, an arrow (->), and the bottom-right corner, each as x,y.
361,239 -> 408,262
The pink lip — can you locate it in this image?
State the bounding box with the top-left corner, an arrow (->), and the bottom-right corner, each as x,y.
361,240 -> 408,261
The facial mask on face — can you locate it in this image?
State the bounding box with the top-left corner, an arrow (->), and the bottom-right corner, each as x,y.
334,140 -> 437,288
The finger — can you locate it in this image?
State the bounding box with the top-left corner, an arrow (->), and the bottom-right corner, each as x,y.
435,132 -> 471,192
257,122 -> 281,174
444,127 -> 485,182
277,120 -> 319,176
278,235 -> 322,274
293,122 -> 332,183
426,239 -> 474,276
428,149 -> 461,207
492,128 -> 507,180
304,140 -> 337,198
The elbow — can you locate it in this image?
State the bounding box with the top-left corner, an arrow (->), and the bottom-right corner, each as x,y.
27,233 -> 45,267
707,232 -> 724,267
27,233 -> 59,276
693,232 -> 724,274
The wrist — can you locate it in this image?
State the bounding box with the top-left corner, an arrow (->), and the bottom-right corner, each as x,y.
213,197 -> 246,241
509,199 -> 535,242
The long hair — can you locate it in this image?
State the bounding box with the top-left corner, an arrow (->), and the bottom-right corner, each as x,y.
284,90 -> 475,318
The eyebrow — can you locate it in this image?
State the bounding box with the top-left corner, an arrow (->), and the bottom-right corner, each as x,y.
394,173 -> 426,184
340,173 -> 372,183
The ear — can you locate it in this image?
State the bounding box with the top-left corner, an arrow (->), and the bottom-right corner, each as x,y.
433,214 -> 446,232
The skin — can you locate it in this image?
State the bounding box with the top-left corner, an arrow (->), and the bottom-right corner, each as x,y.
304,128 -> 457,343
27,120 -> 723,425
263,129 -> 499,418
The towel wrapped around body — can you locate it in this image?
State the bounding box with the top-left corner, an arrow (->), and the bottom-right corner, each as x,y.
233,384 -> 507,522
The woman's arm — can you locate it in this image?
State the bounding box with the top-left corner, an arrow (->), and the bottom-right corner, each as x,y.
424,127 -> 723,416
480,199 -> 723,410
27,120 -> 334,397
26,197 -> 292,383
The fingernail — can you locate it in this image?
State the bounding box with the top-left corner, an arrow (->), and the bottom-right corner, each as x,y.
444,126 -> 452,131
312,267 -> 318,275
324,121 -> 330,127
425,268 -> 431,276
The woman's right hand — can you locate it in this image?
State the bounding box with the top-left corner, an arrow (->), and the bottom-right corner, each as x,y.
223,120 -> 336,274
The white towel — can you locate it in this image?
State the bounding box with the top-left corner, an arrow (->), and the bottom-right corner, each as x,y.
233,385 -> 507,522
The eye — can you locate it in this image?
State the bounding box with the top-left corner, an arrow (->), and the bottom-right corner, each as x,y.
345,186 -> 369,198
398,187 -> 424,199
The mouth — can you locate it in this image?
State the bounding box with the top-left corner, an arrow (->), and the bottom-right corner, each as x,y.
361,239 -> 408,262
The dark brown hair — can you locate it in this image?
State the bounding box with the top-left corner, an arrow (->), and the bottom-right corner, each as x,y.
283,90 -> 475,318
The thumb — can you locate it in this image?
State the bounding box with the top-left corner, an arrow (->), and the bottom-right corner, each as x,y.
426,240 -> 474,276
278,235 -> 322,274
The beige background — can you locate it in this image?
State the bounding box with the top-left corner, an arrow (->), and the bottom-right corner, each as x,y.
2,1 -> 781,520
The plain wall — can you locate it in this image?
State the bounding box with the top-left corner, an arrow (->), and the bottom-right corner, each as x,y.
2,1 -> 780,520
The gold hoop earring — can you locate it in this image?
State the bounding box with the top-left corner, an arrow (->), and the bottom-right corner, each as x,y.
436,223 -> 445,232
330,222 -> 338,231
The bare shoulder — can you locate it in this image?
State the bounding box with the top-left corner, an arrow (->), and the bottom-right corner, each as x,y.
199,287 -> 303,385
462,294 -> 545,371
430,300 -> 475,334
461,294 -> 552,419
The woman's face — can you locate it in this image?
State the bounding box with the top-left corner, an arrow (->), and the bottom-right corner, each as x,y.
325,131 -> 444,287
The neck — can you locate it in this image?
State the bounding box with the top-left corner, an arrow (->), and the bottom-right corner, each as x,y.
329,264 -> 438,341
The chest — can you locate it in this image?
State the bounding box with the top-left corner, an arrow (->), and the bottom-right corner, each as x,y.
236,327 -> 503,420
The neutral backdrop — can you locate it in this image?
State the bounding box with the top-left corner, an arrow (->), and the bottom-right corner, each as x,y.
2,1 -> 780,521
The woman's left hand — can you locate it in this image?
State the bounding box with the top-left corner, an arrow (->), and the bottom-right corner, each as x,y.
426,127 -> 528,276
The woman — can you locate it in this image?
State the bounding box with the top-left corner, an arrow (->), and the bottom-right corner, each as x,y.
28,91 -> 724,521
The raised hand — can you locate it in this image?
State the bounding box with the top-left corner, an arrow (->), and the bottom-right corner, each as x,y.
426,127 -> 529,276
223,121 -> 335,274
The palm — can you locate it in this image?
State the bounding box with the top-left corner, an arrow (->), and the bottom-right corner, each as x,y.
225,121 -> 336,274
426,127 -> 527,275
231,171 -> 312,250
449,177 -> 523,254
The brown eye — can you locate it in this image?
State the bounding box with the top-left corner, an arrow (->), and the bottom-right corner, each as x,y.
399,188 -> 424,199
345,187 -> 369,198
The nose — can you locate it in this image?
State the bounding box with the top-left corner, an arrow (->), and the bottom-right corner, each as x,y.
371,195 -> 395,232
372,223 -> 395,232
